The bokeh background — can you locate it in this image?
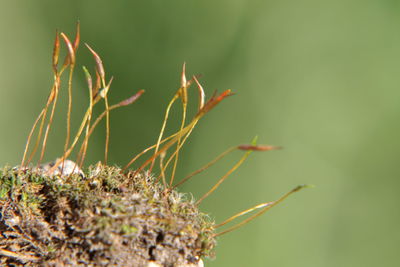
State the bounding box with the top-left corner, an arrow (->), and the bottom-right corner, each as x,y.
1,1 -> 399,266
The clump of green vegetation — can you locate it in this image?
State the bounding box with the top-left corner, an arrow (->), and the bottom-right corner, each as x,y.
0,23 -> 306,266
0,164 -> 214,266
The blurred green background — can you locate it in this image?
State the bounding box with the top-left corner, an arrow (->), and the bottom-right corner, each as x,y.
1,0 -> 399,266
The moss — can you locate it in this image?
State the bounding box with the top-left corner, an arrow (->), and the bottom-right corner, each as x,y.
0,164 -> 215,266
0,24 -> 306,267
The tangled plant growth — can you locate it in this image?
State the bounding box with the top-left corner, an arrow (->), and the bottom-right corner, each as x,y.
0,23 -> 306,267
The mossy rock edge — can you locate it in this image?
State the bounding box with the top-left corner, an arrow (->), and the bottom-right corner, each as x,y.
0,164 -> 215,267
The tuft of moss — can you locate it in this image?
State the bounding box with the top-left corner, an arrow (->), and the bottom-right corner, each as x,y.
0,164 -> 214,266
0,24 -> 306,267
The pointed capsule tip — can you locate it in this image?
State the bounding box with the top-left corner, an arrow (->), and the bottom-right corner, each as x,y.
181,62 -> 187,88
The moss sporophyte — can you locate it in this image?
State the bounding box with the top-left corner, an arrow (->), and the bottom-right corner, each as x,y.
0,23 -> 307,267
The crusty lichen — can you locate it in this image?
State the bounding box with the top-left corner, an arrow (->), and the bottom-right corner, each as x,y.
0,164 -> 215,266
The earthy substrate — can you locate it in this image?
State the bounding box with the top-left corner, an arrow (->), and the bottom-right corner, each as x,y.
0,164 -> 215,266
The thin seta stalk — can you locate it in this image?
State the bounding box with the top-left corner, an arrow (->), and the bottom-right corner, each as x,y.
122,131 -> 179,173
172,146 -> 237,189
195,142 -> 281,206
48,88 -> 144,175
213,185 -> 309,237
21,26 -> 77,168
129,73 -> 232,182
39,23 -> 80,167
169,63 -> 188,187
20,109 -> 45,168
85,43 -> 111,165
129,119 -> 197,177
37,80 -> 60,167
102,78 -> 113,165
60,31 -> 77,173
76,66 -> 94,169
157,119 -> 198,183
21,30 -> 61,168
49,44 -> 105,173
159,151 -> 168,189
160,75 -> 204,184
148,92 -> 179,173
148,65 -> 199,176
159,75 -> 207,186
47,42 -> 143,174
130,89 -> 233,177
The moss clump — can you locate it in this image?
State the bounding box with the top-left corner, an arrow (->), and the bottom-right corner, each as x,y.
0,164 -> 214,266
0,24 -> 306,267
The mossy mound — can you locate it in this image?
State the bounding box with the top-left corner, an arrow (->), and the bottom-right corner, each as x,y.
0,164 -> 215,266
